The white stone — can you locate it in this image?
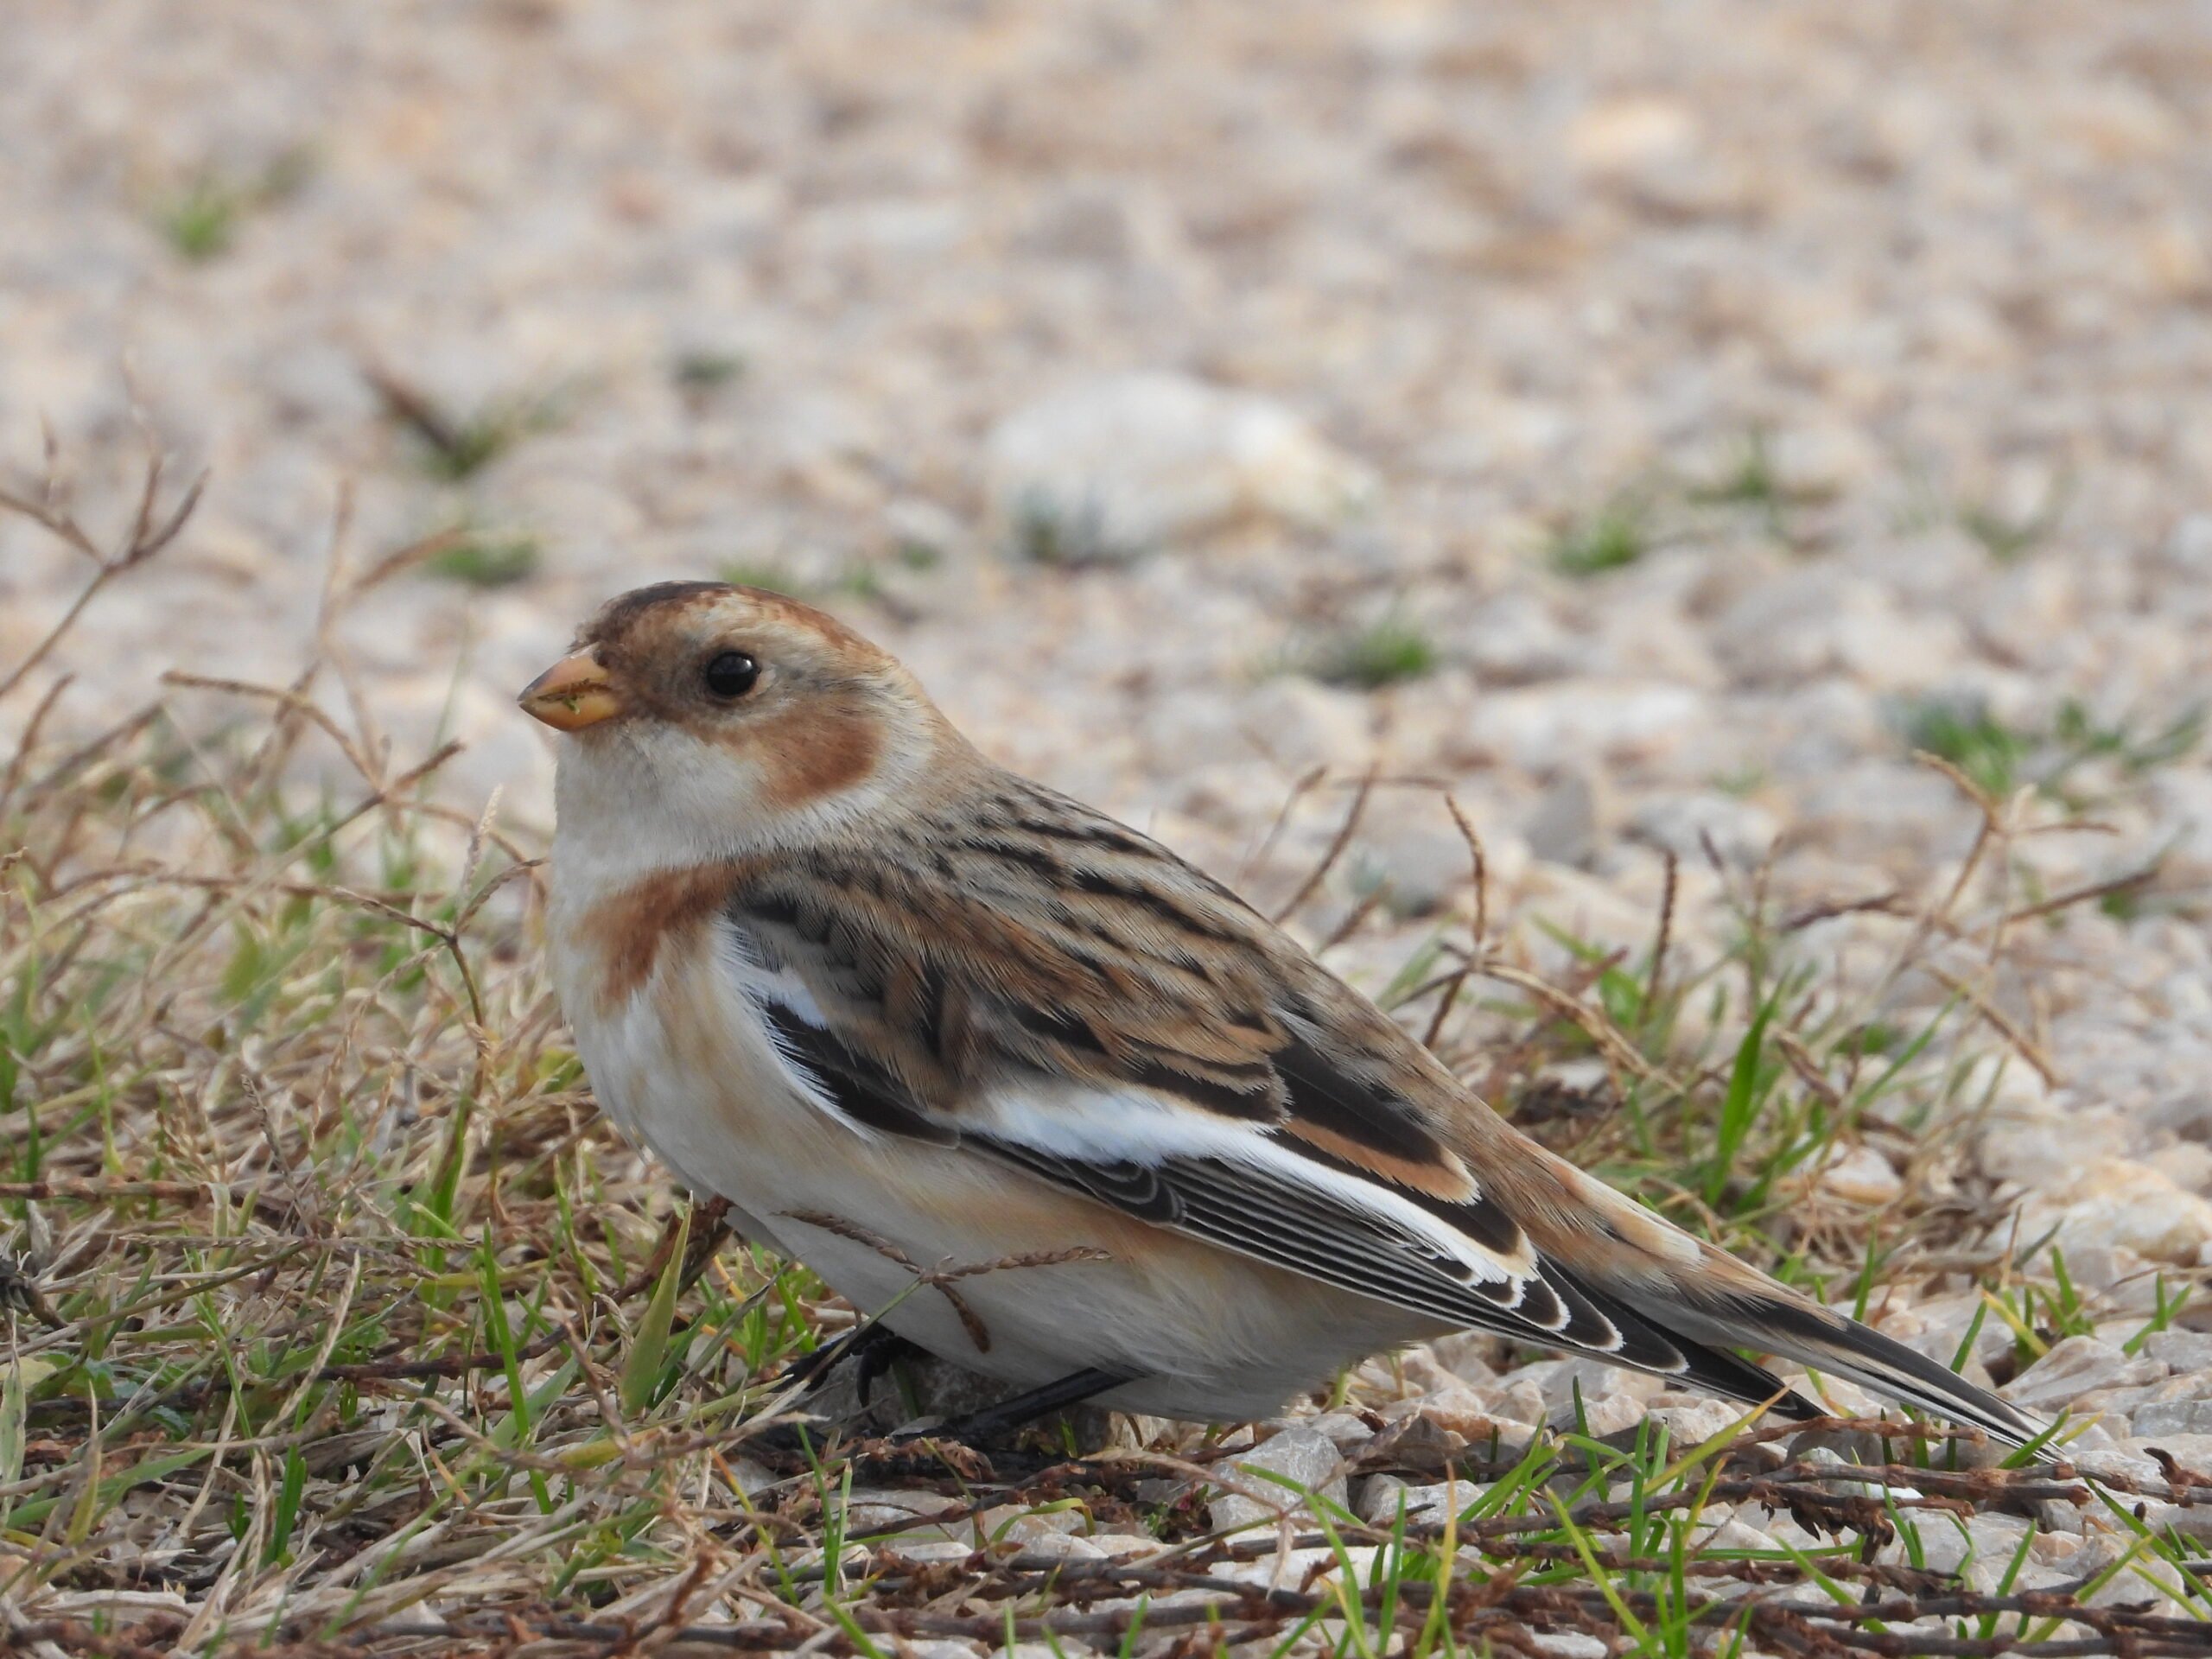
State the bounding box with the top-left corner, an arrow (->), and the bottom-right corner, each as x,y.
2130,1399 -> 2212,1439
1698,1515 -> 1781,1553
1567,1391 -> 1650,1438
1786,1370 -> 1891,1427
1392,1382 -> 1540,1452
725,1458 -> 778,1498
985,372 -> 1376,562
1300,1410 -> 1379,1452
2146,1332 -> 2212,1372
1627,791 -> 1779,867
1810,1143 -> 1905,1207
2002,1337 -> 2166,1413
1646,1397 -> 1756,1450
1789,759 -> 1980,858
2120,1497 -> 2212,1548
1904,1513 -> 1997,1578
1873,1292 -> 2015,1375
1208,1426 -> 1349,1532
1357,1475 -> 1490,1527
1354,817 -> 1480,917
1455,590 -> 1578,685
1355,1472 -> 1412,1526
1976,1103 -> 2127,1189
1512,1359 -> 1667,1413
2068,1446 -> 2165,1485
1211,1546 -> 1338,1590
1471,683 -> 1707,770
1711,569 -> 1968,692
1568,97 -> 1699,174
1084,1533 -> 1166,1558
842,1489 -> 965,1539
1139,677 -> 1371,775
1425,1333 -> 1503,1384
2120,1431 -> 2212,1471
2150,768 -> 2212,864
978,1504 -> 1085,1542
1524,767 -> 1605,868
2169,513 -> 2212,573
1007,1531 -> 1108,1562
2012,1159 -> 2212,1266
1954,1516 -> 2033,1591
888,1538 -> 980,1565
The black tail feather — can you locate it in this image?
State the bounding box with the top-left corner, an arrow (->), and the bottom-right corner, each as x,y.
1546,1262 -> 1825,1424
1718,1293 -> 2046,1449
1534,1264 -> 2044,1450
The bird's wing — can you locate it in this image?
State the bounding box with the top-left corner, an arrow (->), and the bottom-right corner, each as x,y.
709,785 -> 1777,1397
714,776 -> 2039,1445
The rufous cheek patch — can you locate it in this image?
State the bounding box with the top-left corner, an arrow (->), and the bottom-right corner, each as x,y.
749,702 -> 884,814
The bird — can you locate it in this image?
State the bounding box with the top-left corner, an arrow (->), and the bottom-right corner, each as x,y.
519,579 -> 2043,1448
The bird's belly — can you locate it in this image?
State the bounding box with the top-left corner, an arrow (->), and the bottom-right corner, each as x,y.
560,940 -> 1427,1420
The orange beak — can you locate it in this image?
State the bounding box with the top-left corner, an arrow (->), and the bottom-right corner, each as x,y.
518,652 -> 623,731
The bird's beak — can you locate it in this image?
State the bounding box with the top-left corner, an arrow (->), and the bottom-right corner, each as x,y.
518,652 -> 623,731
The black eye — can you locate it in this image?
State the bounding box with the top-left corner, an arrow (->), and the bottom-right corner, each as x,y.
702,651 -> 760,699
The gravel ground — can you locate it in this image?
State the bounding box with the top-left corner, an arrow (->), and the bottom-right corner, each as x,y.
8,0 -> 2212,1498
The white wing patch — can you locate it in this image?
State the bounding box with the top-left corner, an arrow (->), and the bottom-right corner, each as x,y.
976,1076 -> 1525,1294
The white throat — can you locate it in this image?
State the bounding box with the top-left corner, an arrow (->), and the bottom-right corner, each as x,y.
547,720 -> 940,898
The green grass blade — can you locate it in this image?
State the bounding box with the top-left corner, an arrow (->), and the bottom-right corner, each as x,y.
621,1208 -> 690,1416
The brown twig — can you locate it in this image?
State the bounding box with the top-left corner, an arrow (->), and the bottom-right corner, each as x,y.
779,1209 -> 1110,1356
0,448 -> 207,703
1923,963 -> 2062,1088
1270,766 -> 1375,925
1645,846 -> 1678,1010
1419,794 -> 1491,1051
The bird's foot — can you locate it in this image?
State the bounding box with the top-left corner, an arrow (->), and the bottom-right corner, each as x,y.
772,1321 -> 923,1402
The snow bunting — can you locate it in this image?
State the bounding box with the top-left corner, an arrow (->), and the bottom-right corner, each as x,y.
521,581 -> 2040,1445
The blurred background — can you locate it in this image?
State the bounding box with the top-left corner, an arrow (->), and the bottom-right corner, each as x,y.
3,2 -> 2209,962
16,8 -> 2212,1624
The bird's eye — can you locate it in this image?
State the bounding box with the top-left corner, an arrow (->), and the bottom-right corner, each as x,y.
702,651 -> 760,700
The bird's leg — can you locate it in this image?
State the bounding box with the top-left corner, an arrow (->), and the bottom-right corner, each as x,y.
773,1320 -> 922,1397
850,1326 -> 919,1407
676,1196 -> 734,1293
899,1367 -> 1133,1446
618,1195 -> 734,1301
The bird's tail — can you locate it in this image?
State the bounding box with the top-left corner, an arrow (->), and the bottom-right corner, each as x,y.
1669,1286 -> 2047,1449
1554,1263 -> 2044,1448
1548,1261 -> 2043,1448
1562,1259 -> 2047,1449
1520,1151 -> 2047,1451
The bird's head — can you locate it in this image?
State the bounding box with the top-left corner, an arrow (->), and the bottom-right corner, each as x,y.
520,581 -> 958,870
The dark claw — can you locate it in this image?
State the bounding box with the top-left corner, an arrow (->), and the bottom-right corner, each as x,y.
851,1327 -> 920,1406
772,1322 -> 921,1397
